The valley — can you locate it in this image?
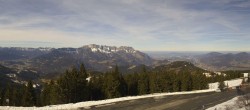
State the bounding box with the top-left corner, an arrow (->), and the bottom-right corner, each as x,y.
0,44 -> 249,109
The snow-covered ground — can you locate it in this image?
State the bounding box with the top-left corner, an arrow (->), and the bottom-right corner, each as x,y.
0,78 -> 243,110
206,96 -> 246,110
209,78 -> 243,90
207,78 -> 248,110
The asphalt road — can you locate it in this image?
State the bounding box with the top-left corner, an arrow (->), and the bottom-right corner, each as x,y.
81,87 -> 250,110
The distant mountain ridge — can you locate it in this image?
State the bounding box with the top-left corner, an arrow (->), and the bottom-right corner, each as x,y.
85,44 -> 137,54
0,44 -> 154,74
195,52 -> 250,71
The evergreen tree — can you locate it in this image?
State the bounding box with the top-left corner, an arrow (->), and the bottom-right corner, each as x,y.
57,70 -> 70,103
162,73 -> 173,92
77,63 -> 89,101
0,89 -> 2,106
23,80 -> 36,106
41,80 -> 60,106
89,75 -> 105,100
124,73 -> 138,96
1,84 -> 10,106
138,67 -> 149,95
9,87 -> 17,106
172,73 -> 182,92
149,72 -> 156,93
181,72 -> 193,91
218,80 -> 225,91
104,65 -> 122,98
41,83 -> 50,106
70,67 -> 78,103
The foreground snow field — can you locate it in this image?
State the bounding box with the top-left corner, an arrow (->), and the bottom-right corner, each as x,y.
0,78 -> 243,110
206,96 -> 246,110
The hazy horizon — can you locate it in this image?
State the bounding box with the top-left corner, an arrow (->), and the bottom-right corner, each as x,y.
0,0 -> 249,51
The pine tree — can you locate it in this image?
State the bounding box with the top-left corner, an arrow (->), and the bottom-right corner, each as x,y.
149,72 -> 159,93
41,80 -> 60,106
57,70 -> 70,103
181,72 -> 193,91
0,89 -> 2,106
138,67 -> 149,95
41,83 -> 50,106
9,87 -> 17,106
22,80 -> 36,106
89,75 -> 105,100
1,84 -> 10,106
104,65 -> 122,98
79,63 -> 87,78
173,74 -> 181,92
70,67 -> 78,103
218,80 -> 225,91
77,63 -> 89,101
124,73 -> 138,96
162,73 -> 173,92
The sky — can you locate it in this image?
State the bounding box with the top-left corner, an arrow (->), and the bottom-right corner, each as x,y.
0,0 -> 250,51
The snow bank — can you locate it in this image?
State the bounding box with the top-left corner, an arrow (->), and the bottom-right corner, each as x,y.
209,78 -> 243,90
206,96 -> 245,110
0,89 -> 215,110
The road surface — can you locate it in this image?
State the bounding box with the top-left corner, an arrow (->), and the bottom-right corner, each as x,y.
81,87 -> 250,110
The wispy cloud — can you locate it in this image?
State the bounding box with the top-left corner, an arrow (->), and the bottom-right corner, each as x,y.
0,0 -> 249,51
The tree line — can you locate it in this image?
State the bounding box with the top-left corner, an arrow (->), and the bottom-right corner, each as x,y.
0,63 -> 242,107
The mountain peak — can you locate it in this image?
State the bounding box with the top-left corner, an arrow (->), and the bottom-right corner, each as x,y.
83,44 -> 136,54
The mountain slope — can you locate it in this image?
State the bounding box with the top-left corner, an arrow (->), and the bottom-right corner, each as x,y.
0,64 -> 21,87
0,47 -> 52,60
153,61 -> 208,74
195,52 -> 250,71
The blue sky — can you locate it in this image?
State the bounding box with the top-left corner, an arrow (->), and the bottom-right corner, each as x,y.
0,0 -> 250,51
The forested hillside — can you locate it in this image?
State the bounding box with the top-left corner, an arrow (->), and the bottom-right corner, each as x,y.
0,61 -> 243,107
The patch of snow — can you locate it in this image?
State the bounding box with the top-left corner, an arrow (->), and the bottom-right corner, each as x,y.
30,70 -> 38,73
206,96 -> 245,110
38,47 -> 52,52
128,65 -> 136,69
11,80 -> 26,85
244,73 -> 249,78
91,48 -> 98,52
87,44 -> 136,54
86,77 -> 91,82
209,78 -> 243,90
6,74 -> 16,78
203,73 -> 212,77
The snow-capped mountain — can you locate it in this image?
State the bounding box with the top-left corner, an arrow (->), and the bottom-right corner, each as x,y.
85,44 -> 137,54
0,44 -> 154,74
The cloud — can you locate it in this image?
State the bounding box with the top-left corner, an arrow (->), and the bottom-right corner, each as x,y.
0,0 -> 249,51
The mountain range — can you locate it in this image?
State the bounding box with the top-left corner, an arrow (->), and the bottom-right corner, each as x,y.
195,52 -> 250,71
1,44 -> 250,77
0,44 -> 155,75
